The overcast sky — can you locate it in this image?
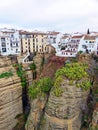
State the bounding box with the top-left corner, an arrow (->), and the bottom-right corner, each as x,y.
0,0 -> 98,33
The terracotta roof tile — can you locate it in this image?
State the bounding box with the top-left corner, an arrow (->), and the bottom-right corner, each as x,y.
84,35 -> 97,40
72,35 -> 83,39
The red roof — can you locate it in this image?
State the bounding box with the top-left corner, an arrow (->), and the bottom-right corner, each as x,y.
84,35 -> 96,40
72,35 -> 83,39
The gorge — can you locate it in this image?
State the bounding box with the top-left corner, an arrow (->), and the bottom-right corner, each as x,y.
0,53 -> 98,130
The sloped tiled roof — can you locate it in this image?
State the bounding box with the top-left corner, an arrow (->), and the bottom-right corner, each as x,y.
47,31 -> 60,35
19,30 -> 47,35
84,35 -> 97,40
61,35 -> 69,39
72,35 -> 83,39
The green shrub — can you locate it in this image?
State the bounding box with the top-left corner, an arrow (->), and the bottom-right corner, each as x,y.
15,64 -> 27,88
54,76 -> 63,97
0,70 -> 13,78
54,87 -> 63,97
28,86 -> 39,99
76,80 -> 91,91
55,63 -> 88,80
55,63 -> 90,91
40,77 -> 53,93
68,80 -> 74,86
28,77 -> 53,99
29,63 -> 36,71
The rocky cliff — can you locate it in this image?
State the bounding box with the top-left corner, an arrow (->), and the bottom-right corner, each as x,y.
0,56 -> 22,130
26,78 -> 89,130
40,78 -> 89,130
25,96 -> 47,130
26,60 -> 90,130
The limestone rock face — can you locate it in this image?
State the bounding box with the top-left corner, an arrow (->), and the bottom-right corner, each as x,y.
0,56 -> 22,130
25,97 -> 47,130
33,54 -> 43,76
40,78 -> 89,130
26,77 -> 89,130
40,79 -> 88,130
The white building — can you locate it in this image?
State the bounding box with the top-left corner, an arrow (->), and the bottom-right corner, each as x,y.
60,34 -> 71,47
56,41 -> 78,57
78,35 -> 97,54
47,31 -> 63,52
0,28 -> 21,55
56,34 -> 83,57
71,35 -> 83,43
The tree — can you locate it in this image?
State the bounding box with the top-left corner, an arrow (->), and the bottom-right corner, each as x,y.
87,28 -> 90,34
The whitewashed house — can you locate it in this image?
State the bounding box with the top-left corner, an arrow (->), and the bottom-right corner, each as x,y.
56,34 -> 83,57
78,35 -> 97,54
56,41 -> 79,57
60,34 -> 71,47
71,35 -> 83,43
47,31 -> 63,52
95,37 -> 98,54
0,28 -> 21,55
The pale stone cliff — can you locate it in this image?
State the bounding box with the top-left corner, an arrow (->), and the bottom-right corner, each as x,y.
40,78 -> 89,130
26,78 -> 89,130
0,56 -> 22,130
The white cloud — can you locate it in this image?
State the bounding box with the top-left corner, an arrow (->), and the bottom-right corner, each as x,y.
0,0 -> 98,32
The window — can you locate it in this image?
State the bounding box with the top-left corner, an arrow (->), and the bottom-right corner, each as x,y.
1,43 -> 6,47
82,45 -> 86,49
16,49 -> 18,53
1,38 -> 5,42
11,34 -> 14,38
2,48 -> 6,52
53,38 -> 56,43
16,43 -> 18,46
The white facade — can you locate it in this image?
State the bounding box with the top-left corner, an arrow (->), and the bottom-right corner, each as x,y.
56,42 -> 78,57
0,29 -> 21,55
47,31 -> 63,52
78,35 -> 97,54
60,35 -> 71,47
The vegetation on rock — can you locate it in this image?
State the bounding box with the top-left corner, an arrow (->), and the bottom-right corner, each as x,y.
54,76 -> 63,97
28,77 -> 53,99
0,70 -> 13,78
29,62 -> 37,79
13,63 -> 27,87
54,62 -> 91,93
29,63 -> 36,71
